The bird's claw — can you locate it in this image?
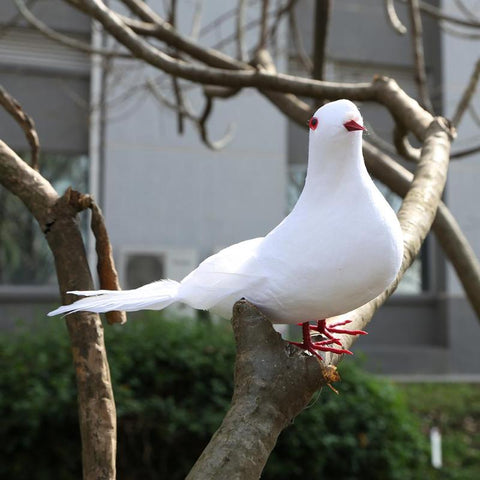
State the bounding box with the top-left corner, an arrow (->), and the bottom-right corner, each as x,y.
289,319 -> 366,360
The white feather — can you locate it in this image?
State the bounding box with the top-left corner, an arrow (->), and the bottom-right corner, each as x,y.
47,280 -> 180,316
48,100 -> 403,323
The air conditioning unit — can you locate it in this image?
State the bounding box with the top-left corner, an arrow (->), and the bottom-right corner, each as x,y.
117,246 -> 198,317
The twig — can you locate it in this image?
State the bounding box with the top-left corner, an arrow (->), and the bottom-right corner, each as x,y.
14,0 -> 132,58
469,104 -> 480,127
257,0 -> 270,54
440,23 -> 480,39
267,0 -> 299,43
451,59 -> 480,127
236,0 -> 247,61
0,84 -> 40,170
189,0 -> 203,40
146,79 -> 235,150
385,0 -> 407,34
288,5 -> 312,73
451,143 -> 480,158
454,0 -> 480,22
408,0 -> 434,113
167,0 -> 185,135
311,0 -> 331,81
198,96 -> 235,150
398,0 -> 480,28
65,189 -> 126,325
65,0 -> 433,141
393,124 -> 421,161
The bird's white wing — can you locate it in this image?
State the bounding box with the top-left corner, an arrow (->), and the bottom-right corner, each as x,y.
178,237 -> 267,312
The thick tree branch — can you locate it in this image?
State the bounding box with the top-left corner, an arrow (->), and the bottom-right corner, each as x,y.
260,86 -> 480,324
326,118 -> 453,363
363,141 -> 480,321
68,1 -> 432,140
186,300 -> 333,480
0,141 -> 117,479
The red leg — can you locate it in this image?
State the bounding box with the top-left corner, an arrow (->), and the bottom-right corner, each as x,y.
290,320 -> 367,360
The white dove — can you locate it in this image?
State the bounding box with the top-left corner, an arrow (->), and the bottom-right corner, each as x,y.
49,99 -> 403,358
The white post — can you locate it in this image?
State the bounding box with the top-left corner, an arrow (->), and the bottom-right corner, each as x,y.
430,426 -> 442,469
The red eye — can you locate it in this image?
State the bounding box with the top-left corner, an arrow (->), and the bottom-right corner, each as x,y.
309,116 -> 318,130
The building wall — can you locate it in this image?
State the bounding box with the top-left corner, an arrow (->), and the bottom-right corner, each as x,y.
0,0 -> 91,322
441,0 -> 480,373
100,1 -> 288,287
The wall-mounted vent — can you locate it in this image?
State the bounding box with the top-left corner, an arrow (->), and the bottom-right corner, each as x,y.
118,246 -> 198,316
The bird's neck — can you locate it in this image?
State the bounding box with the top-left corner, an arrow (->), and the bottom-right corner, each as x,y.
300,138 -> 366,203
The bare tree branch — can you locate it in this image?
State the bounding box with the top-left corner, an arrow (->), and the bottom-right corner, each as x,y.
312,0 -> 331,81
363,141 -> 480,321
257,89 -> 477,319
469,104 -> 480,126
66,1 -> 433,141
0,140 -> 117,480
0,84 -> 40,170
236,0 -> 248,61
65,188 -> 127,325
14,0 -> 133,58
257,0 -> 270,55
452,58 -> 480,127
326,117 -> 453,363
393,123 -> 421,161
186,299 -> 333,480
288,4 -> 313,73
454,0 -> 480,22
402,0 -> 480,28
185,102 -> 454,478
385,0 -> 407,34
408,0 -> 434,113
266,0 -> 299,47
440,23 -> 480,39
146,79 -> 235,150
451,143 -> 480,158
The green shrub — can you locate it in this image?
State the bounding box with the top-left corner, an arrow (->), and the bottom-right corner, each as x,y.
0,313 -> 428,479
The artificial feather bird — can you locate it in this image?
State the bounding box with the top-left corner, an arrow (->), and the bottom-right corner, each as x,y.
49,99 -> 403,359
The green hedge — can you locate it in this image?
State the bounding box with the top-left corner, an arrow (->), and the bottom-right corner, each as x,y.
0,313 -> 428,479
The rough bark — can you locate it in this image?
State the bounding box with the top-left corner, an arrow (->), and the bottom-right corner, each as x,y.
186,300 -> 331,480
185,117 -> 453,480
0,141 -> 117,480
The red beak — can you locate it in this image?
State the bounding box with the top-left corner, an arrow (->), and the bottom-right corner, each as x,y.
343,119 -> 366,132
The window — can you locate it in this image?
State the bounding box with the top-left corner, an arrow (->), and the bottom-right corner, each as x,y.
0,153 -> 89,286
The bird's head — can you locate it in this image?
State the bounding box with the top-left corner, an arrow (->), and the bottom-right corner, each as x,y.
308,99 -> 365,149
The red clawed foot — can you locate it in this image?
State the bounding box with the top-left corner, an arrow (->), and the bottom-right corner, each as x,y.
290,320 -> 367,360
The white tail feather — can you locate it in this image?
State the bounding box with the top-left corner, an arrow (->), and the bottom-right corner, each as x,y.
48,280 -> 180,316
